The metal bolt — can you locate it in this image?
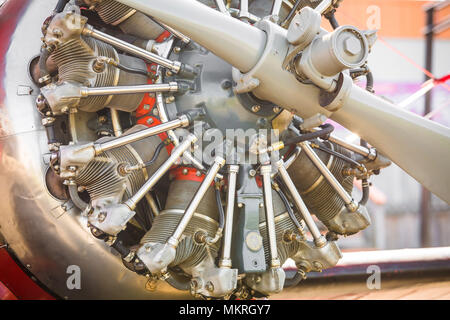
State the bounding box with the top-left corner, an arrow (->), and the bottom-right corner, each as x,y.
145,279 -> 158,292
237,203 -> 244,208
251,105 -> 261,113
313,261 -> 323,270
259,203 -> 264,208
273,106 -> 281,113
249,169 -> 256,177
221,80 -> 232,90
166,70 -> 173,77
191,279 -> 199,289
343,36 -> 362,56
174,46 -> 181,53
143,104 -> 151,110
98,212 -> 107,222
205,281 -> 214,292
182,168 -> 189,175
146,118 -> 154,125
165,96 -> 175,104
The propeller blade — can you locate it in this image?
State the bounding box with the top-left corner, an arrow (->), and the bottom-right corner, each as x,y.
333,85 -> 450,203
117,0 -> 450,203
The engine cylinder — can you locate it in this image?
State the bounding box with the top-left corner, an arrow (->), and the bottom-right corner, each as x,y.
258,189 -> 302,267
83,0 -> 164,40
287,141 -> 354,224
140,176 -> 221,270
42,11 -> 148,113
75,125 -> 169,226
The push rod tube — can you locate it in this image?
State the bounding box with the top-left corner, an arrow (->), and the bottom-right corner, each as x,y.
94,115 -> 189,155
116,0 -> 266,73
110,108 -> 122,137
261,165 -> 281,268
80,83 -> 180,97
82,25 -> 182,74
168,157 -> 225,248
276,160 -> 326,248
214,0 -> 231,16
219,165 -> 239,268
271,0 -> 283,17
154,84 -> 218,178
116,0 -> 450,204
310,128 -> 375,160
124,134 -> 197,210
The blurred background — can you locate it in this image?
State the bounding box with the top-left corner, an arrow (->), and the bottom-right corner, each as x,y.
324,0 -> 450,250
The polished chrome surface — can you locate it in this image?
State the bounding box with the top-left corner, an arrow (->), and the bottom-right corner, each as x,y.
219,165 -> 239,268
0,0 -> 189,299
81,82 -> 179,96
276,160 -> 326,247
83,25 -> 182,73
261,165 -> 281,268
95,115 -> 189,154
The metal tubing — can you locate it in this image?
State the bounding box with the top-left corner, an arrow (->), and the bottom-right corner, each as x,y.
154,79 -> 222,179
145,193 -> 160,217
80,83 -> 179,97
168,157 -> 225,248
261,165 -> 281,268
82,25 -> 182,73
116,0 -> 266,73
220,165 -> 239,268
240,0 -> 250,19
94,115 -> 189,155
284,146 -> 301,170
125,134 -> 197,210
315,0 -> 332,14
214,0 -> 231,16
110,108 -> 122,137
276,160 -> 326,247
156,20 -> 191,43
325,132 -> 373,159
271,0 -> 283,17
154,88 -> 209,174
299,142 -> 356,209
